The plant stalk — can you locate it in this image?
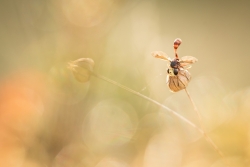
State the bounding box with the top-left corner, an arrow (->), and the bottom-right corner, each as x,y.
92,72 -> 229,166
185,88 -> 226,159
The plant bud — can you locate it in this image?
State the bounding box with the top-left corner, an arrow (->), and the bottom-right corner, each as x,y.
68,58 -> 95,83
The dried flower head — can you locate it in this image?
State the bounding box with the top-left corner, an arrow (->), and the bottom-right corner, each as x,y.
67,58 -> 95,83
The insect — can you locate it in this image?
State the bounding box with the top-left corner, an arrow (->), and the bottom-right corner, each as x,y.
152,38 -> 198,92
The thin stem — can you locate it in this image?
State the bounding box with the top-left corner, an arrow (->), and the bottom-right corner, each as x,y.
93,72 -> 210,136
92,72 -> 230,166
92,72 -> 204,134
68,52 -> 229,165
185,89 -> 203,129
185,88 -> 230,166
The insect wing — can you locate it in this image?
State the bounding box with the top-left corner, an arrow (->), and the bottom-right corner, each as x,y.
151,51 -> 172,62
179,56 -> 198,68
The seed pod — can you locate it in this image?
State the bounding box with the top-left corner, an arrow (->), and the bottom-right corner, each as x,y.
167,69 -> 191,92
68,58 -> 95,83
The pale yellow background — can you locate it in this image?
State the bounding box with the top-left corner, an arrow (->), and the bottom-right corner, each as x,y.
0,0 -> 250,166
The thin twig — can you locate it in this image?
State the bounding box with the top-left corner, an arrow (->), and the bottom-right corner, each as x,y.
185,88 -> 204,128
92,72 -> 230,166
185,88 -> 230,166
92,72 -> 204,133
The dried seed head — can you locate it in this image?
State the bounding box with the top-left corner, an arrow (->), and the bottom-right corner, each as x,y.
173,38 -> 182,49
68,58 -> 95,83
167,69 -> 191,92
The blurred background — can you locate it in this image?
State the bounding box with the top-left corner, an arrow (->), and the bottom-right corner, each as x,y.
0,0 -> 250,166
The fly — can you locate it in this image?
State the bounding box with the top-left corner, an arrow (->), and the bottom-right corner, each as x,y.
152,38 -> 198,92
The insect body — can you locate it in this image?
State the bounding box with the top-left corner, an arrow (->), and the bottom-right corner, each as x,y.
152,39 -> 197,92
168,59 -> 180,75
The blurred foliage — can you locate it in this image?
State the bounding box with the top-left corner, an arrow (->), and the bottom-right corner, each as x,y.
0,0 -> 250,166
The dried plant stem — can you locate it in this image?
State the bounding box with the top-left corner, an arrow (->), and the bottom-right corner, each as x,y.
184,88 -> 203,127
93,73 -> 225,152
185,88 -> 230,166
92,72 -> 231,166
92,72 -> 202,131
